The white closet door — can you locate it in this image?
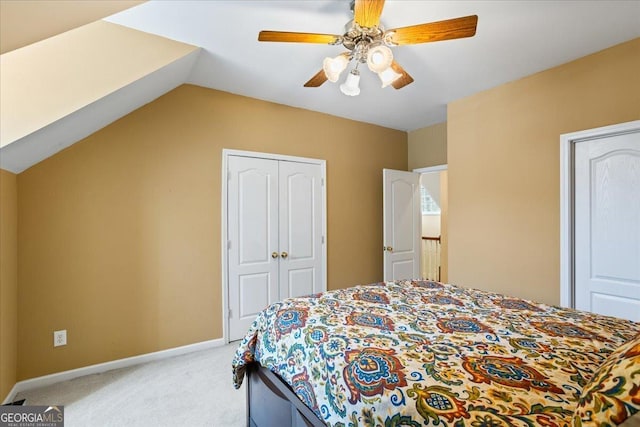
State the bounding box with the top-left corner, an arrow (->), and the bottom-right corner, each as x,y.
383,169 -> 420,281
574,130 -> 640,321
227,156 -> 279,341
278,161 -> 323,299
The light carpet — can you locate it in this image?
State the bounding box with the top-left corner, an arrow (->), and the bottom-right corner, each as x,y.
15,342 -> 245,427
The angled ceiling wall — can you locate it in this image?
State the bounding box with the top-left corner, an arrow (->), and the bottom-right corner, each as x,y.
0,21 -> 199,173
0,0 -> 146,54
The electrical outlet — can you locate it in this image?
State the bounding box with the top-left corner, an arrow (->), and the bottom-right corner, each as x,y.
53,330 -> 67,347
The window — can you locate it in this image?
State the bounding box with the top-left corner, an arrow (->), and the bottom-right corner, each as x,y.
421,186 -> 441,215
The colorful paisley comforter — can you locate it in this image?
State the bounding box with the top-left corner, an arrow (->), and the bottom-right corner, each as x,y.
232,280 -> 640,426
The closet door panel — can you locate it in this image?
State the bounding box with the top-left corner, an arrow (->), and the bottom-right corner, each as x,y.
228,156 -> 279,341
279,161 -> 323,299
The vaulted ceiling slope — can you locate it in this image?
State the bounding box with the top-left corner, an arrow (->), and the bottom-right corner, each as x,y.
0,20 -> 199,173
0,0 -> 146,54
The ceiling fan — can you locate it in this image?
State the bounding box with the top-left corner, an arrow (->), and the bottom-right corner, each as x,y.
258,0 -> 478,96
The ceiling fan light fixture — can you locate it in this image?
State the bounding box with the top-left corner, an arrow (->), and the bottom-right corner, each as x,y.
378,66 -> 402,88
322,54 -> 349,82
366,45 -> 393,73
258,4 -> 479,94
340,69 -> 361,96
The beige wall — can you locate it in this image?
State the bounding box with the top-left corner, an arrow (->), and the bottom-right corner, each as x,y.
17,84 -> 407,380
421,215 -> 440,237
439,170 -> 448,282
408,122 -> 447,170
0,169 -> 18,399
447,38 -> 640,305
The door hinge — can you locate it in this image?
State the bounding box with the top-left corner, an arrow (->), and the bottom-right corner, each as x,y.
321,178 -> 325,186
228,309 -> 232,318
322,235 -> 325,244
227,240 -> 231,250
228,170 -> 231,181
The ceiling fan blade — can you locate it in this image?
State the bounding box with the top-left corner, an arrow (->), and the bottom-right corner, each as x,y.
354,0 -> 385,28
304,69 -> 328,87
258,31 -> 340,44
387,15 -> 478,45
390,61 -> 414,89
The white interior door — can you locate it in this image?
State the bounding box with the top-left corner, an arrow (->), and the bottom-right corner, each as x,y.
227,156 -> 279,340
383,169 -> 420,281
574,129 -> 640,321
278,161 -> 323,299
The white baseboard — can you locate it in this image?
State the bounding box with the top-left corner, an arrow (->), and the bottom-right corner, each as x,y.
2,383 -> 19,406
2,338 -> 225,404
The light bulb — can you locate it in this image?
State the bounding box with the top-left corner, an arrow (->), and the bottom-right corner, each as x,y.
367,45 -> 393,73
370,51 -> 384,65
340,69 -> 361,96
322,55 -> 349,82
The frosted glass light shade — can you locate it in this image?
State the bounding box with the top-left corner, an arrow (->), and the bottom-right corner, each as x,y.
322,55 -> 349,82
367,45 -> 393,73
340,69 -> 361,96
378,66 -> 402,88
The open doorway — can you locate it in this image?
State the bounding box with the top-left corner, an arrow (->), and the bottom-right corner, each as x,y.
414,165 -> 447,282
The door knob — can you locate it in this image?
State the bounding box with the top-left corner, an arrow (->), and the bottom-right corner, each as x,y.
386,246 -> 393,252
272,252 -> 279,259
281,251 -> 288,259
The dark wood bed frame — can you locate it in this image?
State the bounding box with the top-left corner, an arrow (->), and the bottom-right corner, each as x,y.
246,363 -> 326,427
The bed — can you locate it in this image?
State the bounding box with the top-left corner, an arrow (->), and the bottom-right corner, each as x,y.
232,280 -> 640,426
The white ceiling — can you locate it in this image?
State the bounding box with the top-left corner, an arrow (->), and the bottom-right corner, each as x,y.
106,0 -> 640,131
